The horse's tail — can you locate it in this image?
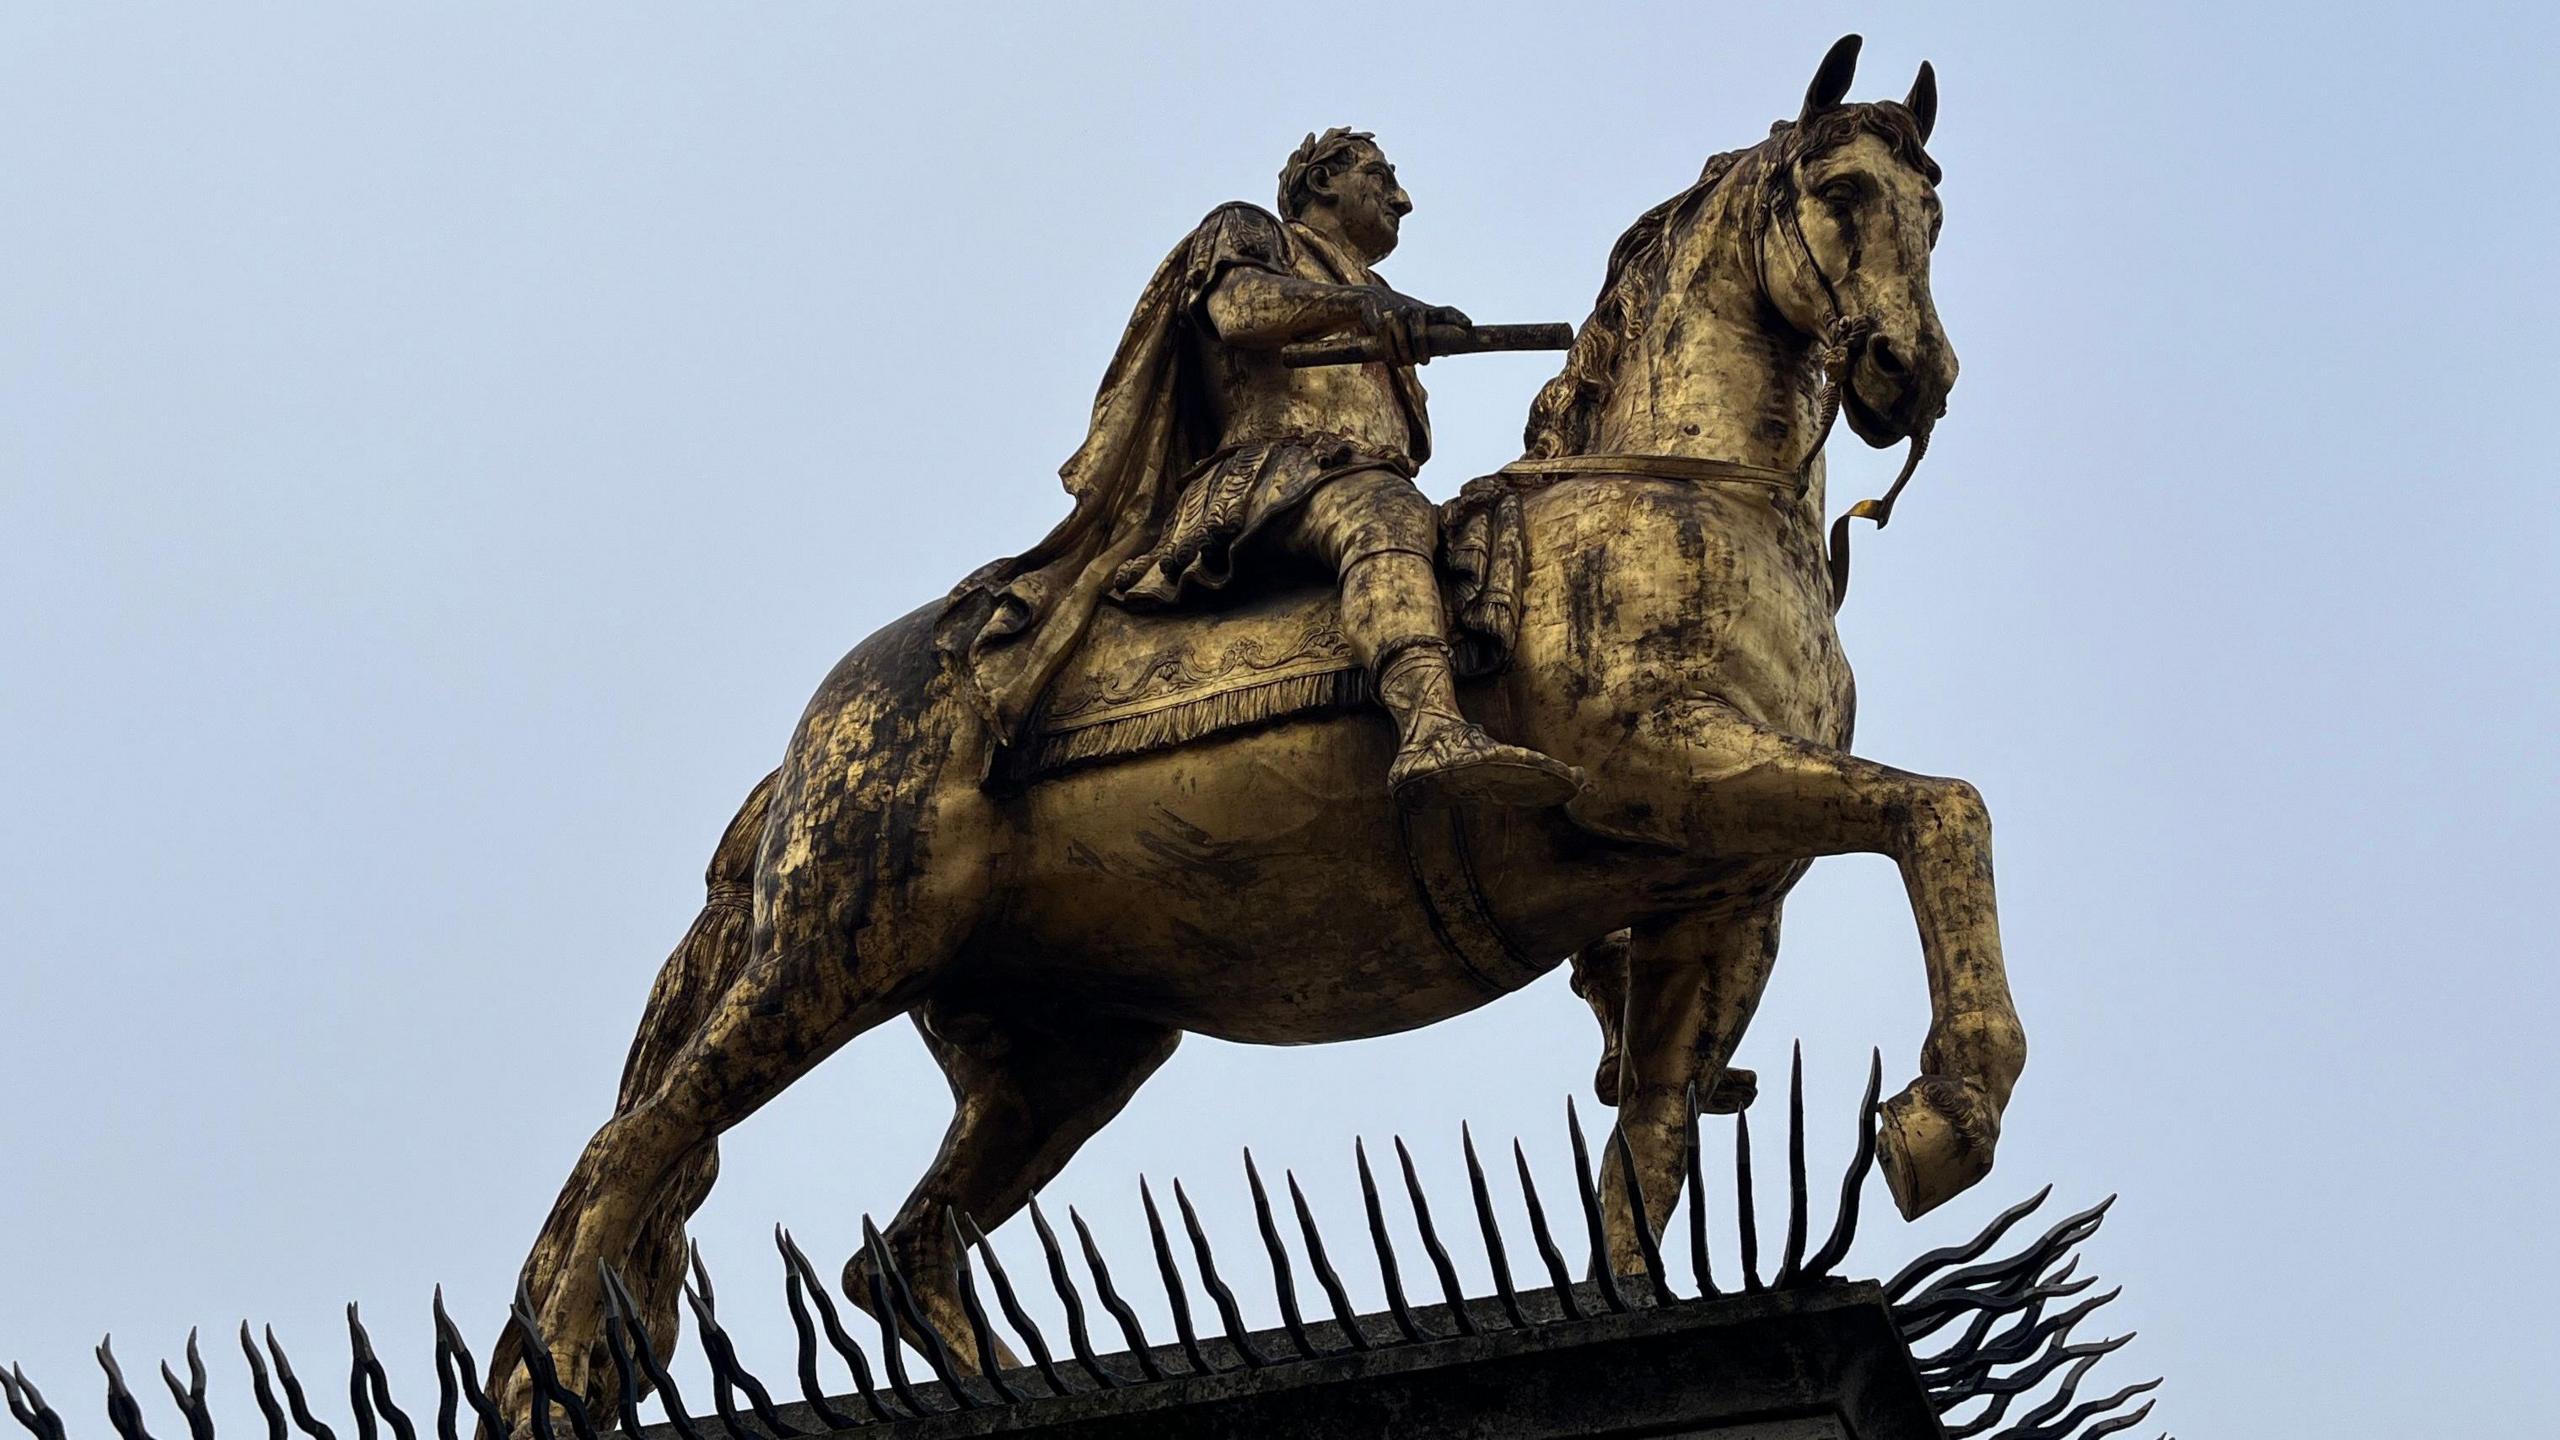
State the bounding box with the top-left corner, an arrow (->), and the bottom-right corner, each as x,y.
493,769 -> 778,1407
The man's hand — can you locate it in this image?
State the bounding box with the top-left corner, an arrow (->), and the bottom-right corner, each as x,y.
1360,291 -> 1473,366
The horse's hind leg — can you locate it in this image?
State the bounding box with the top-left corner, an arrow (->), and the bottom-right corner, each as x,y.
848,995 -> 1181,1365
1596,902 -> 1784,1275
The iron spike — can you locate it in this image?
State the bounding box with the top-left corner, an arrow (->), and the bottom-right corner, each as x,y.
1776,1044 -> 1809,1287
1803,1049 -> 1883,1280
1902,1197 -> 2114,1310
1283,1172 -> 1372,1352
1460,1126 -> 1529,1329
1606,1127 -> 1675,1305
596,1303 -> 648,1438
687,1241 -> 715,1316
10,1367 -> 67,1440
1027,1198 -> 1124,1388
678,1278 -> 758,1440
1242,1152 -> 1315,1358
1882,1184 -> 2052,1303
683,1270 -> 806,1437
588,1275 -> 640,1409
1958,1333 -> 2135,1406
262,1327 -> 345,1440
1684,1082 -> 1715,1298
348,1306 -> 418,1440
1354,1139 -> 1428,1342
1066,1207 -> 1163,1383
1391,1138 -> 1478,1336
96,1336 -> 158,1440
940,1211 -> 1027,1402
960,1213 -> 1073,1397
240,1324 -> 290,1440
1734,1110 -> 1764,1292
768,1236 -> 860,1429
1916,1294 -> 2017,1380
1136,1179 -> 1211,1374
592,1266 -> 712,1440
1972,1352 -> 2102,1434
1564,1100 -> 1630,1313
860,1216 -> 977,1409
854,1254 -> 933,1416
425,1293 -> 509,1440
1172,1181 -> 1269,1369
2009,1373 -> 2161,1440
773,1230 -> 900,1422
2073,1398 -> 2161,1440
1510,1139 -> 1585,1321
159,1329 -> 215,1440
4,1365 -> 68,1440
505,1285 -> 596,1440
346,1313 -> 380,1440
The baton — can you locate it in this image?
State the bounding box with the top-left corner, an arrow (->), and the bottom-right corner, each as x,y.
1281,321 -> 1574,368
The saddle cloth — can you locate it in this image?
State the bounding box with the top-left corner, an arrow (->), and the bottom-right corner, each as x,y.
1000,485 -> 1527,786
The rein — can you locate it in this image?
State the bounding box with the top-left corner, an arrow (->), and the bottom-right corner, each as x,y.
1770,183 -> 1935,614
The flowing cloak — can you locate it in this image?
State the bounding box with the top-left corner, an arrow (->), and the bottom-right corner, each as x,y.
938,201 -> 1427,746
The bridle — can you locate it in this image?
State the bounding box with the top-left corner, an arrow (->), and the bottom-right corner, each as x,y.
1762,165 -> 1934,614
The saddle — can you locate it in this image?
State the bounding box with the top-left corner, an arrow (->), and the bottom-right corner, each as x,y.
998,484 -> 1528,786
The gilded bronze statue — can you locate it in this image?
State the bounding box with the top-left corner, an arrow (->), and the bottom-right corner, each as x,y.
493,35 -> 2022,1423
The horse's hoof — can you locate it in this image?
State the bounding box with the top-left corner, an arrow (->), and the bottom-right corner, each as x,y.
1700,1066 -> 1758,1113
1878,1075 -> 1999,1219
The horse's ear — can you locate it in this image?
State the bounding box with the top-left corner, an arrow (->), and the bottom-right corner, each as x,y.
1906,61 -> 1938,142
1800,33 -> 1862,124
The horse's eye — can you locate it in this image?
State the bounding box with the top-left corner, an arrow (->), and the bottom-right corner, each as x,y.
1819,180 -> 1861,206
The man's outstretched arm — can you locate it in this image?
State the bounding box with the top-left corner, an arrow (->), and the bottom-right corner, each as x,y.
1203,268 -> 1469,364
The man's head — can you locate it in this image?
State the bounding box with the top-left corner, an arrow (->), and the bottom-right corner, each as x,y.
1278,128 -> 1411,263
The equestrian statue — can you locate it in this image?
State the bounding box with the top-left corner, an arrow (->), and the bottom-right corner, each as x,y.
493,35 -> 2025,1422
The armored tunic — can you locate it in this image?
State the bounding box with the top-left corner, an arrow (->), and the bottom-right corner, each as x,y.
943,201 -> 1430,746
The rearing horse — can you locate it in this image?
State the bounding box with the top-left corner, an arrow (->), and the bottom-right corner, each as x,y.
497,36 -> 2021,1416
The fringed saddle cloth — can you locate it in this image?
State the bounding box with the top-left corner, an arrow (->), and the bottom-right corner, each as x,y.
999,483 -> 1529,786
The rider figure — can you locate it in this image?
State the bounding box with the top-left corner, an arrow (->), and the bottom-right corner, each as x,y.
947,128 -> 1580,808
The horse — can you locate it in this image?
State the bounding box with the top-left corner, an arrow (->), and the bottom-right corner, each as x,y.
495,35 -> 2022,1417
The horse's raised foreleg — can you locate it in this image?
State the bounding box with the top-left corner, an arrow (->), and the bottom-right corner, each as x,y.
1594,904 -> 1784,1276
846,997 -> 1181,1369
1657,700 -> 2026,1220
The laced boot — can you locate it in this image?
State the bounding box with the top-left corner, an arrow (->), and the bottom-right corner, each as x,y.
1377,640 -> 1583,809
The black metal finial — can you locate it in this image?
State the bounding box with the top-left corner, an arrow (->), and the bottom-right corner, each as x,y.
1511,1139 -> 1584,1322
959,1212 -> 1073,1397
1284,1172 -> 1373,1353
1354,1140 -> 1428,1342
1564,1100 -> 1630,1314
1459,1126 -> 1528,1329
1241,1152 -> 1316,1359
1067,1206 -> 1163,1384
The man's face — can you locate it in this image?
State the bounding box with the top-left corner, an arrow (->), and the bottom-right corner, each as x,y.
1318,143 -> 1413,263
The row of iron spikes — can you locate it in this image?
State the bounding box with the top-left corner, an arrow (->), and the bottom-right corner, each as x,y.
2,1044 -> 1884,1440
708,1042 -> 1888,1427
1873,1189 -> 2169,1440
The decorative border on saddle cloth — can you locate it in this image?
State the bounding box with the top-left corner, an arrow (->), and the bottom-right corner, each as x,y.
1006,653 -> 1376,785
997,471 -> 1537,788
1000,625 -> 1510,787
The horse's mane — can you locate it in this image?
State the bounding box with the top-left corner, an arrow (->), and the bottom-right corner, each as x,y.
1523,102 -> 1939,460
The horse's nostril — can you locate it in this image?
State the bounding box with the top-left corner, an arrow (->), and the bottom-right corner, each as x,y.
1869,337 -> 1910,378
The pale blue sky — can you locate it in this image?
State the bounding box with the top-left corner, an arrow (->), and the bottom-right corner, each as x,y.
4,5 -> 2555,1435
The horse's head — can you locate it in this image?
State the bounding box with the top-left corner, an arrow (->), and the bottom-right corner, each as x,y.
1759,36 -> 1955,447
